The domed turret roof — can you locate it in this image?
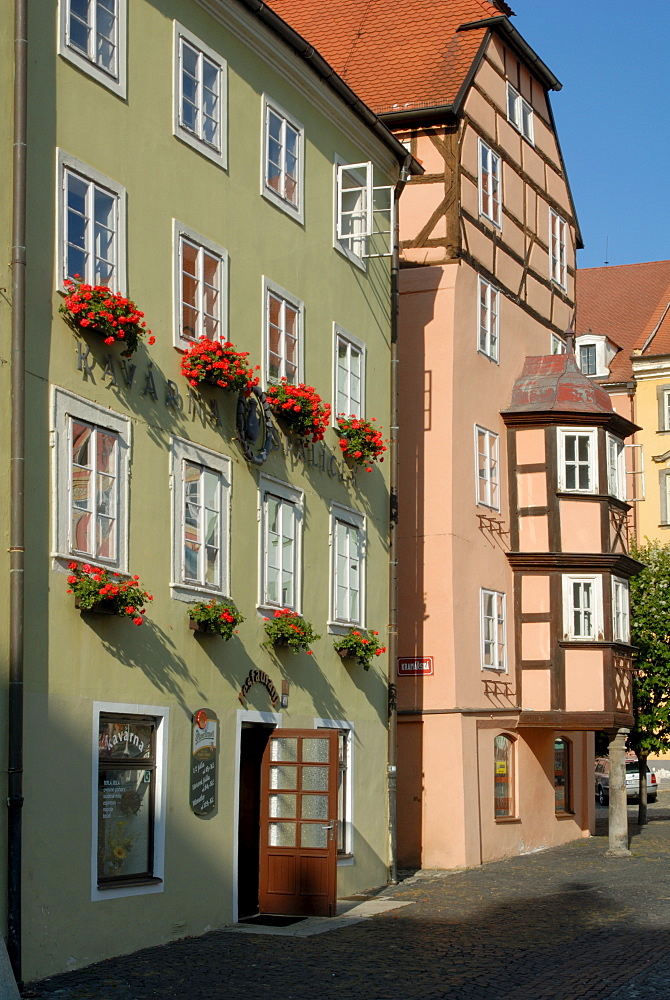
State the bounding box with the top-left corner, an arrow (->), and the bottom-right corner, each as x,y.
505,350 -> 615,416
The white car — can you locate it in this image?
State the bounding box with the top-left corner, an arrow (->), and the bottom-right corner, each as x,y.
594,758 -> 658,806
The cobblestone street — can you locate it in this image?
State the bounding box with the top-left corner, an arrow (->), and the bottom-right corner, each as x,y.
24,794 -> 670,1000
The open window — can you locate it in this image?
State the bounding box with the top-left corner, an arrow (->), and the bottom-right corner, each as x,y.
336,162 -> 394,261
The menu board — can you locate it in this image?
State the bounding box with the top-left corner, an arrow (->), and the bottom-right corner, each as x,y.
190,709 -> 218,816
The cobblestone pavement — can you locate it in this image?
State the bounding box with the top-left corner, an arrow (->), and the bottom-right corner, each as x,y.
25,795 -> 670,1000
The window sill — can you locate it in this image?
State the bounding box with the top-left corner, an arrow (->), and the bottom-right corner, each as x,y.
173,128 -> 227,171
337,854 -> 354,867
170,582 -> 228,605
262,187 -> 304,225
97,876 -> 163,891
257,604 -> 299,618
328,622 -> 364,636
477,349 -> 499,365
555,810 -> 575,819
494,816 -> 520,824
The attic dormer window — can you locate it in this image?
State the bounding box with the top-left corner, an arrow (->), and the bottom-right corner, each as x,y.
506,83 -> 534,144
579,344 -> 597,376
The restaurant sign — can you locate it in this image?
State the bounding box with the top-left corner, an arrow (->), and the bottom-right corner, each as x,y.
190,708 -> 218,816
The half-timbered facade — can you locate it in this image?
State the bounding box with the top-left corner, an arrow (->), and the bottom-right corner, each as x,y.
266,0 -> 626,868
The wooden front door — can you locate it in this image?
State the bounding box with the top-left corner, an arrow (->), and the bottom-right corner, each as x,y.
259,729 -> 338,917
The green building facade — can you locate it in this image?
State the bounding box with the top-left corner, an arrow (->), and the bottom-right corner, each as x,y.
1,0 -> 413,980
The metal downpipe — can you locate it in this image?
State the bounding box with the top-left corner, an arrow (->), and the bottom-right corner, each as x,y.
388,155 -> 412,885
9,0 -> 27,981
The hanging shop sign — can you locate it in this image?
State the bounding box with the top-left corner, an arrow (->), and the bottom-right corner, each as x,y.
238,669 -> 279,708
190,708 -> 218,816
398,657 -> 434,677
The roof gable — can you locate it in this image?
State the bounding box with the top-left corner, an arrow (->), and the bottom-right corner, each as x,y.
265,0 -> 512,114
576,261 -> 670,381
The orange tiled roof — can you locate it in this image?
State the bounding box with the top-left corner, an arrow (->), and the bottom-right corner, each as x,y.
265,0 -> 513,114
576,262 -> 670,382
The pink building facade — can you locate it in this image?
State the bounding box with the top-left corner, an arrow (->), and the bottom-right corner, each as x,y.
267,0 -> 638,869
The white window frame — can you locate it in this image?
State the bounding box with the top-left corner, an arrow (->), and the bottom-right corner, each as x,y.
91,701 -> 168,901
333,325 -> 365,421
261,95 -> 304,223
315,718 -> 354,861
551,333 -> 566,354
562,575 -> 603,641
172,221 -> 228,350
334,157 -> 394,265
57,150 -> 126,293
258,476 -> 304,613
59,0 -> 127,98
478,277 -> 500,362
550,209 -> 567,288
506,82 -> 534,144
480,589 -> 507,672
52,387 -> 130,572
170,436 -> 231,603
607,433 -> 626,501
478,139 -> 501,228
329,503 -> 366,630
172,22 -> 227,169
612,577 -> 630,644
579,343 -> 597,376
475,425 -> 500,511
262,277 -> 303,386
658,386 -> 670,431
558,428 -> 598,494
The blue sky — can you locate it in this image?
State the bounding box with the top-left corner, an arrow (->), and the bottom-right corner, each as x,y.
509,1 -> 669,270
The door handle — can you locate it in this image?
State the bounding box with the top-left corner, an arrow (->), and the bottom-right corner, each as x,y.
321,820 -> 335,841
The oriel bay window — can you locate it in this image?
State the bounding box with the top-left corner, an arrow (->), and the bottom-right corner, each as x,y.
97,714 -> 157,888
562,575 -> 602,640
558,428 -> 597,493
612,577 -> 630,643
260,478 -> 303,610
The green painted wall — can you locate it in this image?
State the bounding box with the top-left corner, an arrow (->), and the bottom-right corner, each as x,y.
16,0 -> 398,980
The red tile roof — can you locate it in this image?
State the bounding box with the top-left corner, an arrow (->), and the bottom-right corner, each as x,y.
576,262 -> 670,382
265,0 -> 511,114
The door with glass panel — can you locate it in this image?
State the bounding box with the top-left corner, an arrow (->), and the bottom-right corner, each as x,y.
259,729 -> 338,917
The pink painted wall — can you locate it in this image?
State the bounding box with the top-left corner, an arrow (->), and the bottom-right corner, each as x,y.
560,500 -> 601,552
564,649 -> 604,712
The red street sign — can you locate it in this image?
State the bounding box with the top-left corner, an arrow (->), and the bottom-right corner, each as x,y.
398,657 -> 433,676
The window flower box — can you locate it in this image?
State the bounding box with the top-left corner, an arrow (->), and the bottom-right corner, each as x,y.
59,278 -> 154,358
333,629 -> 386,670
188,599 -> 244,639
335,415 -> 386,473
266,381 -> 331,444
180,337 -> 260,393
263,609 -> 320,654
67,562 -> 153,625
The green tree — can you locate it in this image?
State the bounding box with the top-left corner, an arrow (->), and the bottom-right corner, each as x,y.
629,539 -> 670,824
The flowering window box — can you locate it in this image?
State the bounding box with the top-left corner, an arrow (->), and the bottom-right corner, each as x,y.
262,609 -> 320,654
67,562 -> 153,625
188,599 -> 244,639
335,415 -> 386,473
180,337 -> 260,393
266,381 -> 330,445
59,279 -> 154,358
